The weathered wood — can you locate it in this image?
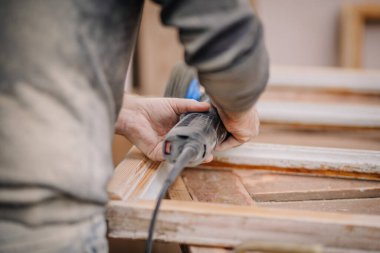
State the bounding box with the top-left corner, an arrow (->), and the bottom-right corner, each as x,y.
201,143 -> 380,181
182,169 -> 254,206
107,147 -> 158,200
189,246 -> 230,253
167,176 -> 192,201
107,144 -> 380,201
269,65 -> 380,95
257,198 -> 380,215
234,170 -> 380,202
256,101 -> 380,129
107,200 -> 380,251
256,125 -> 380,151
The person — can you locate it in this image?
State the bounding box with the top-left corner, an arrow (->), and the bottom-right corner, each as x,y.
0,0 -> 269,252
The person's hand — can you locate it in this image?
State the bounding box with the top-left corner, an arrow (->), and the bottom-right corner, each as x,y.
215,105 -> 260,151
115,94 -> 210,161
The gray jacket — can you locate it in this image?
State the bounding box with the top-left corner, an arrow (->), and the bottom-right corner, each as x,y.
0,0 -> 268,252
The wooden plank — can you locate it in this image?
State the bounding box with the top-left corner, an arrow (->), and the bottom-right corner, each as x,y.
234,170 -> 380,202
167,173 -> 228,253
268,65 -> 380,95
257,198 -> 380,216
107,144 -> 380,201
256,101 -> 380,129
201,143 -> 380,181
261,89 -> 380,107
107,200 -> 380,251
107,147 -> 157,200
256,124 -> 380,151
189,246 -> 230,253
182,169 -> 254,206
202,143 -> 380,180
340,4 -> 380,68
340,4 -> 363,68
168,176 -> 192,201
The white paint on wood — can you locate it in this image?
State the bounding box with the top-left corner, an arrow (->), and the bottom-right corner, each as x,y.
107,143 -> 380,201
268,65 -> 380,94
207,143 -> 380,176
256,101 -> 380,128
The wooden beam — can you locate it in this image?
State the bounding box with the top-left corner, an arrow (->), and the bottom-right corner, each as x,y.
234,171 -> 380,202
268,65 -> 380,95
256,124 -> 380,151
340,4 -> 380,68
182,169 -> 254,206
256,101 -> 380,129
107,200 -> 380,251
202,143 -> 380,181
168,176 -> 192,201
107,143 -> 380,201
107,147 -> 160,200
257,198 -> 380,215
189,246 -> 231,253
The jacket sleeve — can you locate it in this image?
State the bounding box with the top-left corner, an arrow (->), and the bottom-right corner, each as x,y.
154,0 -> 269,112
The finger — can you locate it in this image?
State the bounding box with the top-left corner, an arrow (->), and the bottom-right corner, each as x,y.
202,154 -> 214,163
170,98 -> 210,115
215,136 -> 242,152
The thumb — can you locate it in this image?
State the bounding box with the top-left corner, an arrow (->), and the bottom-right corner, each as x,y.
169,98 -> 210,115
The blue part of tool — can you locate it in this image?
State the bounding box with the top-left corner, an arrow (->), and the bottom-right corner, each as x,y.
185,79 -> 202,101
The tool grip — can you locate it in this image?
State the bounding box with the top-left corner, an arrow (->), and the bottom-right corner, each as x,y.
163,107 -> 227,166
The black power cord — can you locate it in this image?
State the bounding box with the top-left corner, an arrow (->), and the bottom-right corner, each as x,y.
144,145 -> 197,253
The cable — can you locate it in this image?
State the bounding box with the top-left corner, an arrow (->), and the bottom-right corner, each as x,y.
144,145 -> 197,253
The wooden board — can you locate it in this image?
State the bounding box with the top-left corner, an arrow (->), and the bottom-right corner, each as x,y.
258,198 -> 380,215
167,176 -> 192,201
269,65 -> 380,95
182,169 -> 254,206
189,247 -> 230,253
107,200 -> 380,252
256,124 -> 380,151
201,143 -> 380,181
107,145 -> 380,252
233,170 -> 380,202
256,101 -> 380,129
340,4 -> 380,68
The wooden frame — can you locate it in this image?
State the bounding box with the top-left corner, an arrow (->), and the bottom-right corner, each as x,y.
257,100 -> 380,129
268,65 -> 380,95
107,144 -> 380,252
340,3 -> 380,68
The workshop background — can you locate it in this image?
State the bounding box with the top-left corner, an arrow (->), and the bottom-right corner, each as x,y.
111,0 -> 380,252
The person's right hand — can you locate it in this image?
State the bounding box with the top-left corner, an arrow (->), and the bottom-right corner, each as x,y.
215,105 -> 260,151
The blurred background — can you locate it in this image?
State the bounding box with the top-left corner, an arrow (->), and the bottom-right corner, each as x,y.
111,1 -> 380,252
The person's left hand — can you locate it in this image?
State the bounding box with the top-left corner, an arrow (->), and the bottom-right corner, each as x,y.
115,94 -> 210,161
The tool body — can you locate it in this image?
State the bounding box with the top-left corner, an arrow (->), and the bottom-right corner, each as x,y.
163,64 -> 228,166
144,64 -> 228,253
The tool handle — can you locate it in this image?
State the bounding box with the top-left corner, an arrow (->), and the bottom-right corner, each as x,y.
163,107 -> 228,166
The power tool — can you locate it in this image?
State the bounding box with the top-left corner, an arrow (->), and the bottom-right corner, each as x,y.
144,64 -> 228,253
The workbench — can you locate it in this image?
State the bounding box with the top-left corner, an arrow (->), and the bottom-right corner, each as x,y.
108,66 -> 380,253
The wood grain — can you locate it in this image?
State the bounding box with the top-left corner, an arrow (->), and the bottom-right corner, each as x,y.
340,4 -> 380,68
257,198 -> 380,215
256,101 -> 380,129
201,143 -> 380,181
168,176 -> 192,201
256,124 -> 380,151
189,246 -> 230,253
107,200 -> 380,251
182,169 -> 254,206
268,65 -> 380,95
234,170 -> 380,202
